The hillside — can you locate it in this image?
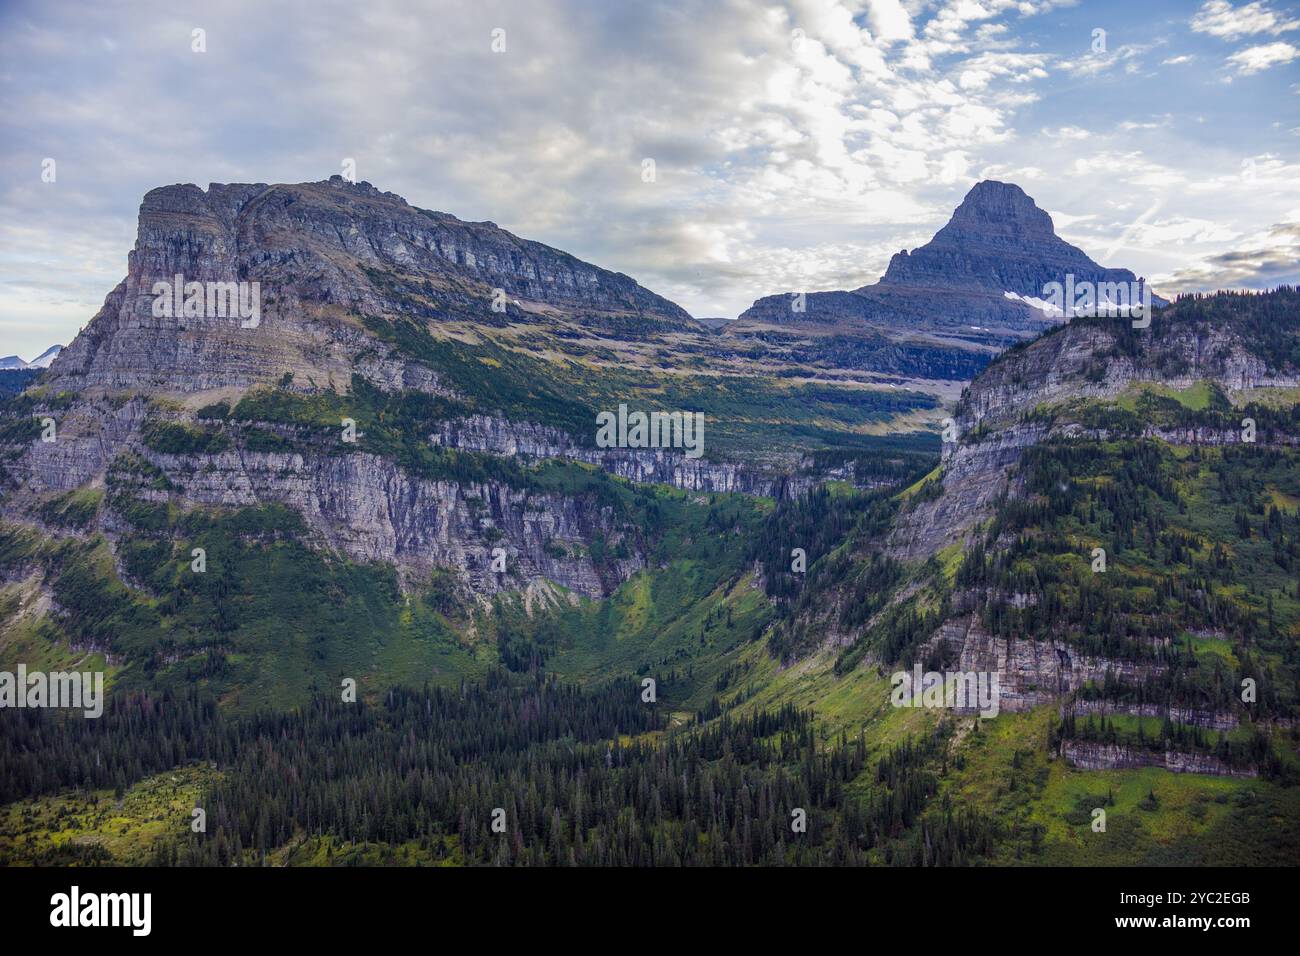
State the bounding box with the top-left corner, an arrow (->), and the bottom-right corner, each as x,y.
757,289 -> 1299,780
1,182 -> 1296,867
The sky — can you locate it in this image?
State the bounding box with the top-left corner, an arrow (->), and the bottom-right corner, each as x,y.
1,0 -> 1298,359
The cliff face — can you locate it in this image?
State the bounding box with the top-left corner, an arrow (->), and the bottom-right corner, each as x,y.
136,448 -> 643,598
924,614 -> 1167,714
2,177 -> 729,604
1060,742 -> 1257,777
888,421 -> 1046,560
12,399 -> 641,600
47,177 -> 697,395
430,414 -> 816,498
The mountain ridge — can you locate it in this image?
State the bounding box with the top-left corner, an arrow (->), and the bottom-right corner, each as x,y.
2,184 -> 1297,869
47,176 -> 699,395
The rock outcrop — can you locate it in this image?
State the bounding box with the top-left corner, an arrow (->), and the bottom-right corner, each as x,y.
430,414 -> 816,498
922,614 -> 1167,714
1061,741 -> 1256,778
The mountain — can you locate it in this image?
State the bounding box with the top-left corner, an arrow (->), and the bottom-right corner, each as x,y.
0,346 -> 62,373
0,347 -> 60,397
729,181 -> 1164,380
0,176 -> 940,706
874,180 -> 1154,301
768,286 -> 1300,719
894,287 -> 1300,561
2,173 -> 1296,868
26,345 -> 61,369
49,176 -> 697,395
39,177 -> 936,453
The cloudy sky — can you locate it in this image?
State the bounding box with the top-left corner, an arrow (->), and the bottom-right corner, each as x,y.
2,0 -> 1298,358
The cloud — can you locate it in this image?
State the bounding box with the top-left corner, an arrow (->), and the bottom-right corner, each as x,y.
1226,40 -> 1299,73
0,0 -> 1294,355
1118,115 -> 1173,131
865,0 -> 914,43
1058,42 -> 1151,78
1161,220 -> 1300,289
0,0 -> 1083,348
1190,1 -> 1300,41
1043,125 -> 1091,140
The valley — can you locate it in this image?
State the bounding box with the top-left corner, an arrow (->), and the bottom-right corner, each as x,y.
1,178 -> 1296,868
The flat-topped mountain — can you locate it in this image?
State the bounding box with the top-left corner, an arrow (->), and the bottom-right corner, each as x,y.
49,176 -> 697,393
0,174 -> 945,652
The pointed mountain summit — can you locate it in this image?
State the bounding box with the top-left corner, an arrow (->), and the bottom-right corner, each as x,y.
872,180 -> 1147,298
736,180 -> 1162,350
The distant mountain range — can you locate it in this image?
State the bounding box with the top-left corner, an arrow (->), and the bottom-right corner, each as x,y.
11,180 -> 1160,394
0,345 -> 62,371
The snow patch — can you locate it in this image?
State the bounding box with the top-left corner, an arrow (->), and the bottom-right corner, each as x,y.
1003,290 -> 1064,318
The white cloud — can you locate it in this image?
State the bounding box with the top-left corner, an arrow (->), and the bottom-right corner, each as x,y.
1043,126 -> 1091,140
1118,116 -> 1173,131
1226,41 -> 1299,73
1128,216 -> 1241,245
1058,43 -> 1151,78
866,0 -> 915,42
1190,1 -> 1300,41
0,0 -> 1294,354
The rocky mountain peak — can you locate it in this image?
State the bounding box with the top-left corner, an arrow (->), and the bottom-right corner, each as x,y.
943,180 -> 1055,238
46,178 -> 696,393
736,179 -> 1161,356
873,179 -> 1133,296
